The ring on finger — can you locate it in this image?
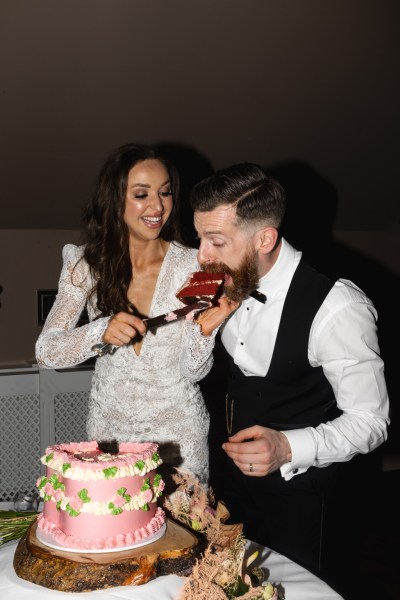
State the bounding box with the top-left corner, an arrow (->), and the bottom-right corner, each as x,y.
249,463 -> 254,472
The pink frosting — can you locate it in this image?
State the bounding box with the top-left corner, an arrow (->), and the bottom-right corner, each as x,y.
37,507 -> 165,550
43,482 -> 161,538
44,441 -> 159,471
164,312 -> 178,321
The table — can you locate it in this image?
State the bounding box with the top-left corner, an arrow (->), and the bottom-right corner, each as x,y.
0,538 -> 343,600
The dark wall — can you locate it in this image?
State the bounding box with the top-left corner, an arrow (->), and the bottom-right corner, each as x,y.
0,0 -> 399,231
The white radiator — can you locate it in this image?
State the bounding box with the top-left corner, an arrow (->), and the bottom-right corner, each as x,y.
0,366 -> 93,502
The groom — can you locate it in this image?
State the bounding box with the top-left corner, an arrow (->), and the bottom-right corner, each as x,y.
191,162 -> 389,598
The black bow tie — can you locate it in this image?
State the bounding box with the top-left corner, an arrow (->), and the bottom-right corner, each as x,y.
249,290 -> 267,303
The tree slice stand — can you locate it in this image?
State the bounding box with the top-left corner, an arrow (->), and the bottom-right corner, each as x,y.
13,518 -> 202,592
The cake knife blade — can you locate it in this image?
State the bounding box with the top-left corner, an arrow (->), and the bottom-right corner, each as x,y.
92,299 -> 211,357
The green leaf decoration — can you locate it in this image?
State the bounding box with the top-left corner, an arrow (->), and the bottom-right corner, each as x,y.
141,477 -> 150,492
78,488 -> 91,503
37,476 -> 47,490
134,460 -> 145,471
66,504 -> 80,517
108,501 -> 123,515
117,487 -> 127,496
49,473 -> 59,486
45,452 -> 54,463
153,474 -> 162,486
56,501 -> 62,510
102,466 -> 118,479
140,503 -> 149,511
43,494 -> 52,502
124,494 -> 131,503
152,452 -> 160,462
62,462 -> 71,474
53,480 -> 65,492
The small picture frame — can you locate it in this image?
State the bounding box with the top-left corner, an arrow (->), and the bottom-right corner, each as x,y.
37,289 -> 58,325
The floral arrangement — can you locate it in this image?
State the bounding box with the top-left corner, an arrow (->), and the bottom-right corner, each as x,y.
164,470 -> 282,600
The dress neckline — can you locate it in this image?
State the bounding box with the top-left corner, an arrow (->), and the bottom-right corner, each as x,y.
130,242 -> 174,358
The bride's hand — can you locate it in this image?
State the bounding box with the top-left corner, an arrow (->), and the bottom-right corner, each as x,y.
102,311 -> 147,346
195,296 -> 239,336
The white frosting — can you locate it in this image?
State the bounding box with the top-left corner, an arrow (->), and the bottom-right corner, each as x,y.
41,455 -> 161,481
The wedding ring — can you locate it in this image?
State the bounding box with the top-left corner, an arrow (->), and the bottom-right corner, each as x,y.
249,463 -> 254,472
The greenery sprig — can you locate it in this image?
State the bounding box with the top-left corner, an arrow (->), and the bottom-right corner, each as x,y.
0,510 -> 38,545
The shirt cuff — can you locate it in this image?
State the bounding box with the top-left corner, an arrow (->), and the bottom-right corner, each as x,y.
279,428 -> 316,481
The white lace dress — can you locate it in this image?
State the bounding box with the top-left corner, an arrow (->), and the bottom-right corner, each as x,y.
35,242 -> 216,483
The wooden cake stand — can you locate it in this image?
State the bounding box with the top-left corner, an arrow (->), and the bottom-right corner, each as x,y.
13,518 -> 202,592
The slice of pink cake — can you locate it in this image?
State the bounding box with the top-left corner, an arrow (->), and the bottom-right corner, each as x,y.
36,441 -> 165,550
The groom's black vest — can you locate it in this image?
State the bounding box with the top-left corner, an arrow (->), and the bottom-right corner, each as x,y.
227,259 -> 341,433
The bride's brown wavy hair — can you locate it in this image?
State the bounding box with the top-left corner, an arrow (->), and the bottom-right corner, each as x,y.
81,143 -> 183,317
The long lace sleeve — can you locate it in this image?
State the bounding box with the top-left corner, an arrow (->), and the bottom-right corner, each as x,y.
180,319 -> 218,382
35,244 -> 110,369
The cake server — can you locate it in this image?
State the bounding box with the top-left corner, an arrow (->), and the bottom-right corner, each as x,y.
91,299 -> 211,357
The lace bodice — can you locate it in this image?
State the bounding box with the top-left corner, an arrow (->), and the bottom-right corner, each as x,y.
36,243 -> 218,482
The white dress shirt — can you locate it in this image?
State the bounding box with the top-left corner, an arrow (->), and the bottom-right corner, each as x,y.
221,239 -> 390,480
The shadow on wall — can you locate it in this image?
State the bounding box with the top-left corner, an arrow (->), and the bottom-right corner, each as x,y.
265,160 -> 399,454
155,142 -> 214,248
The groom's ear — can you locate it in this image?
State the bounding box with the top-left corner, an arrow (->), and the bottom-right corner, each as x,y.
256,227 -> 279,255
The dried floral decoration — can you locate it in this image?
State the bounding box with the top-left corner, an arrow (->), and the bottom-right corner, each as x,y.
164,470 -> 281,600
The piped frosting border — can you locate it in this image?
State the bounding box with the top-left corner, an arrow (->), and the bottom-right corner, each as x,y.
41,441 -> 162,481
36,507 -> 166,550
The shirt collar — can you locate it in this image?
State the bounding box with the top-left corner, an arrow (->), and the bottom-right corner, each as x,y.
255,238 -> 302,301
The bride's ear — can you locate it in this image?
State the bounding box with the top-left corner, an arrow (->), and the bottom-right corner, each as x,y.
256,227 -> 279,255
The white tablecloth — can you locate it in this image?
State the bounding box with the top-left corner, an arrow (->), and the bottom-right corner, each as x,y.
0,538 -> 343,600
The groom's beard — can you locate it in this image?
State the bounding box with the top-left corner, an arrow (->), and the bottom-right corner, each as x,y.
201,247 -> 260,302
